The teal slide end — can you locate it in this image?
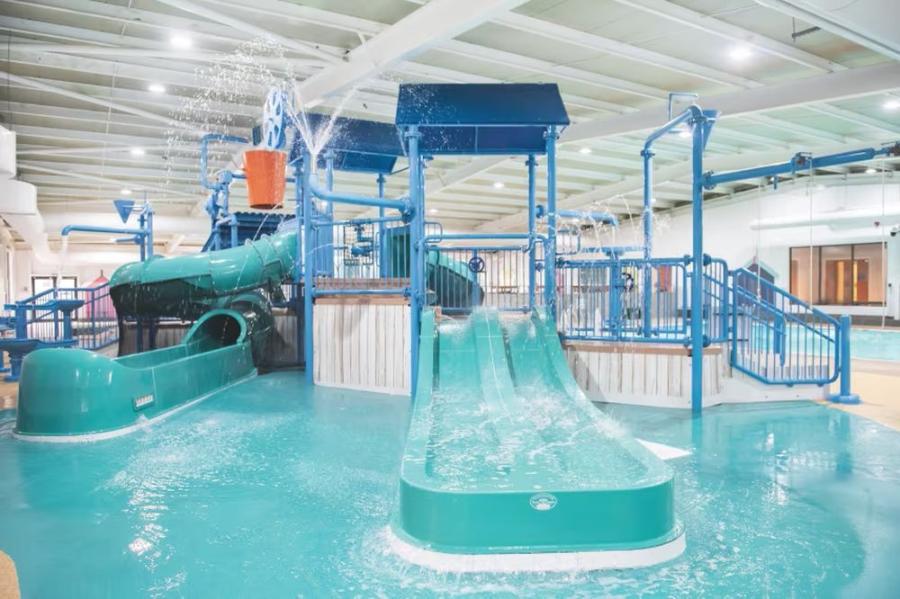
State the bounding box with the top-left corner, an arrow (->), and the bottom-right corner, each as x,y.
15,309 -> 255,439
395,308 -> 681,557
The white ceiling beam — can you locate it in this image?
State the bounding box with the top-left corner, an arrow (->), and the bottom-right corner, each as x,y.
562,62 -> 900,144
611,0 -> 843,72
805,105 -> 900,137
18,164 -> 199,199
492,11 -> 758,89
295,0 -> 529,108
154,0 -> 338,63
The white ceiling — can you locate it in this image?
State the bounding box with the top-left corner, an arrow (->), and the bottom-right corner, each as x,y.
1,0 -> 898,255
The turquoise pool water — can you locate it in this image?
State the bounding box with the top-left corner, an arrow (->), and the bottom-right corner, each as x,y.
852,327 -> 900,361
2,371 -> 900,597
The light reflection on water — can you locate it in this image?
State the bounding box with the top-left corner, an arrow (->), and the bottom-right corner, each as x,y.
0,372 -> 898,597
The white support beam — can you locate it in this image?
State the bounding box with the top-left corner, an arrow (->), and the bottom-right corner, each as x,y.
611,0 -> 844,72
295,0 -> 528,108
18,164 -> 199,199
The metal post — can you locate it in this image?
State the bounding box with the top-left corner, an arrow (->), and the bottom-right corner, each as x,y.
294,160 -> 303,365
690,114 -> 707,414
377,173 -> 387,277
526,154 -> 537,311
406,126 -> 423,395
641,148 -> 654,338
302,150 -> 315,383
544,126 -> 558,316
828,314 -> 860,404
145,205 -> 154,259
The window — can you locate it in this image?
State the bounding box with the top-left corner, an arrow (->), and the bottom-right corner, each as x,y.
790,243 -> 886,305
30,275 -> 78,298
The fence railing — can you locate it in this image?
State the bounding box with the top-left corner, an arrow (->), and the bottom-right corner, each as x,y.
730,267 -> 839,385
3,282 -> 118,350
557,256 -> 691,343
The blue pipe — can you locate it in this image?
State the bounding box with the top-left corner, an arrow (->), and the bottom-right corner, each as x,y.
307,173 -> 410,215
527,154 -> 537,311
426,233 -> 530,242
407,126 -> 423,396
302,150 -> 315,384
704,144 -> 899,188
199,133 -> 247,191
61,224 -> 145,237
557,210 -> 618,226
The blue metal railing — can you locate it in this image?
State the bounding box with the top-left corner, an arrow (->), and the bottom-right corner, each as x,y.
3,282 -> 118,350
555,256 -> 842,388
730,268 -> 839,386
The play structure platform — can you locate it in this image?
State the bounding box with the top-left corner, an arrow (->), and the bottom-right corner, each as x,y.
393,308 -> 683,568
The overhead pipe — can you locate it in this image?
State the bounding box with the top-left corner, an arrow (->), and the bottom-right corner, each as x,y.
306,172 -> 410,215
557,209 -> 619,227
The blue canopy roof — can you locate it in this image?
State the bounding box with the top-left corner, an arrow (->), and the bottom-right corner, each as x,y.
283,114 -> 403,174
394,83 -> 569,155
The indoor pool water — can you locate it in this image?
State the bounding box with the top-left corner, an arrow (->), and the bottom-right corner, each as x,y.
852,327 -> 900,361
1,371 -> 899,597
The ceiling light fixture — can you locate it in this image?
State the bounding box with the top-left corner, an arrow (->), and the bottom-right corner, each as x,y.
883,99 -> 900,111
729,45 -> 753,61
170,33 -> 193,49
148,83 -> 166,94
865,167 -> 877,174
121,188 -> 132,196
130,147 -> 145,156
678,128 -> 691,139
493,181 -> 505,189
429,208 -> 438,215
579,147 -> 592,155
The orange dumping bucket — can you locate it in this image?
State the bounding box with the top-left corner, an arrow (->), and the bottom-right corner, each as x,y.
243,149 -> 286,209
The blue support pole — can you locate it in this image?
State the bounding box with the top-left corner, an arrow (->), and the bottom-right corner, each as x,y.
294,160 -> 303,363
377,173 -> 387,277
406,126 -> 423,396
828,315 -> 860,404
544,126 -> 558,316
527,154 -> 537,311
690,114 -> 707,414
302,150 -> 315,383
641,147 -> 654,338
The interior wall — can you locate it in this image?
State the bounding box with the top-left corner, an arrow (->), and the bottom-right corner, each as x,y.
12,248 -> 125,300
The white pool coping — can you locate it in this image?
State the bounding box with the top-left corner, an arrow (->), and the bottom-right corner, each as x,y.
385,527 -> 686,573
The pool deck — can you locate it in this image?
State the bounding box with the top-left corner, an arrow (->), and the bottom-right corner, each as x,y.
822,359 -> 900,432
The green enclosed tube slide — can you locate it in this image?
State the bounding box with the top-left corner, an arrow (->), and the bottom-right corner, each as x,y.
15,230 -> 298,440
391,308 -> 684,569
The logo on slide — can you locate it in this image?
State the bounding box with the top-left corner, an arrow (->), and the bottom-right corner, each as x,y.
529,492 -> 558,511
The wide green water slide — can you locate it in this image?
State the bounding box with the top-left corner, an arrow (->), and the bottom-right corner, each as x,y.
395,308 -> 682,562
15,230 -> 298,439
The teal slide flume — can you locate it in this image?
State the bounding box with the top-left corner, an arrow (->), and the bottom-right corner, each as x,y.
395,308 -> 681,557
15,231 -> 297,439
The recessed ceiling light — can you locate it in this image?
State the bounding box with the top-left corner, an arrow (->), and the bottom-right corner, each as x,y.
729,45 -> 753,61
678,128 -> 691,139
883,99 -> 900,111
865,167 -> 877,174
148,83 -> 166,94
493,181 -> 505,189
579,147 -> 592,155
170,33 -> 193,49
130,147 -> 145,156
429,208 -> 438,214
121,188 -> 132,195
